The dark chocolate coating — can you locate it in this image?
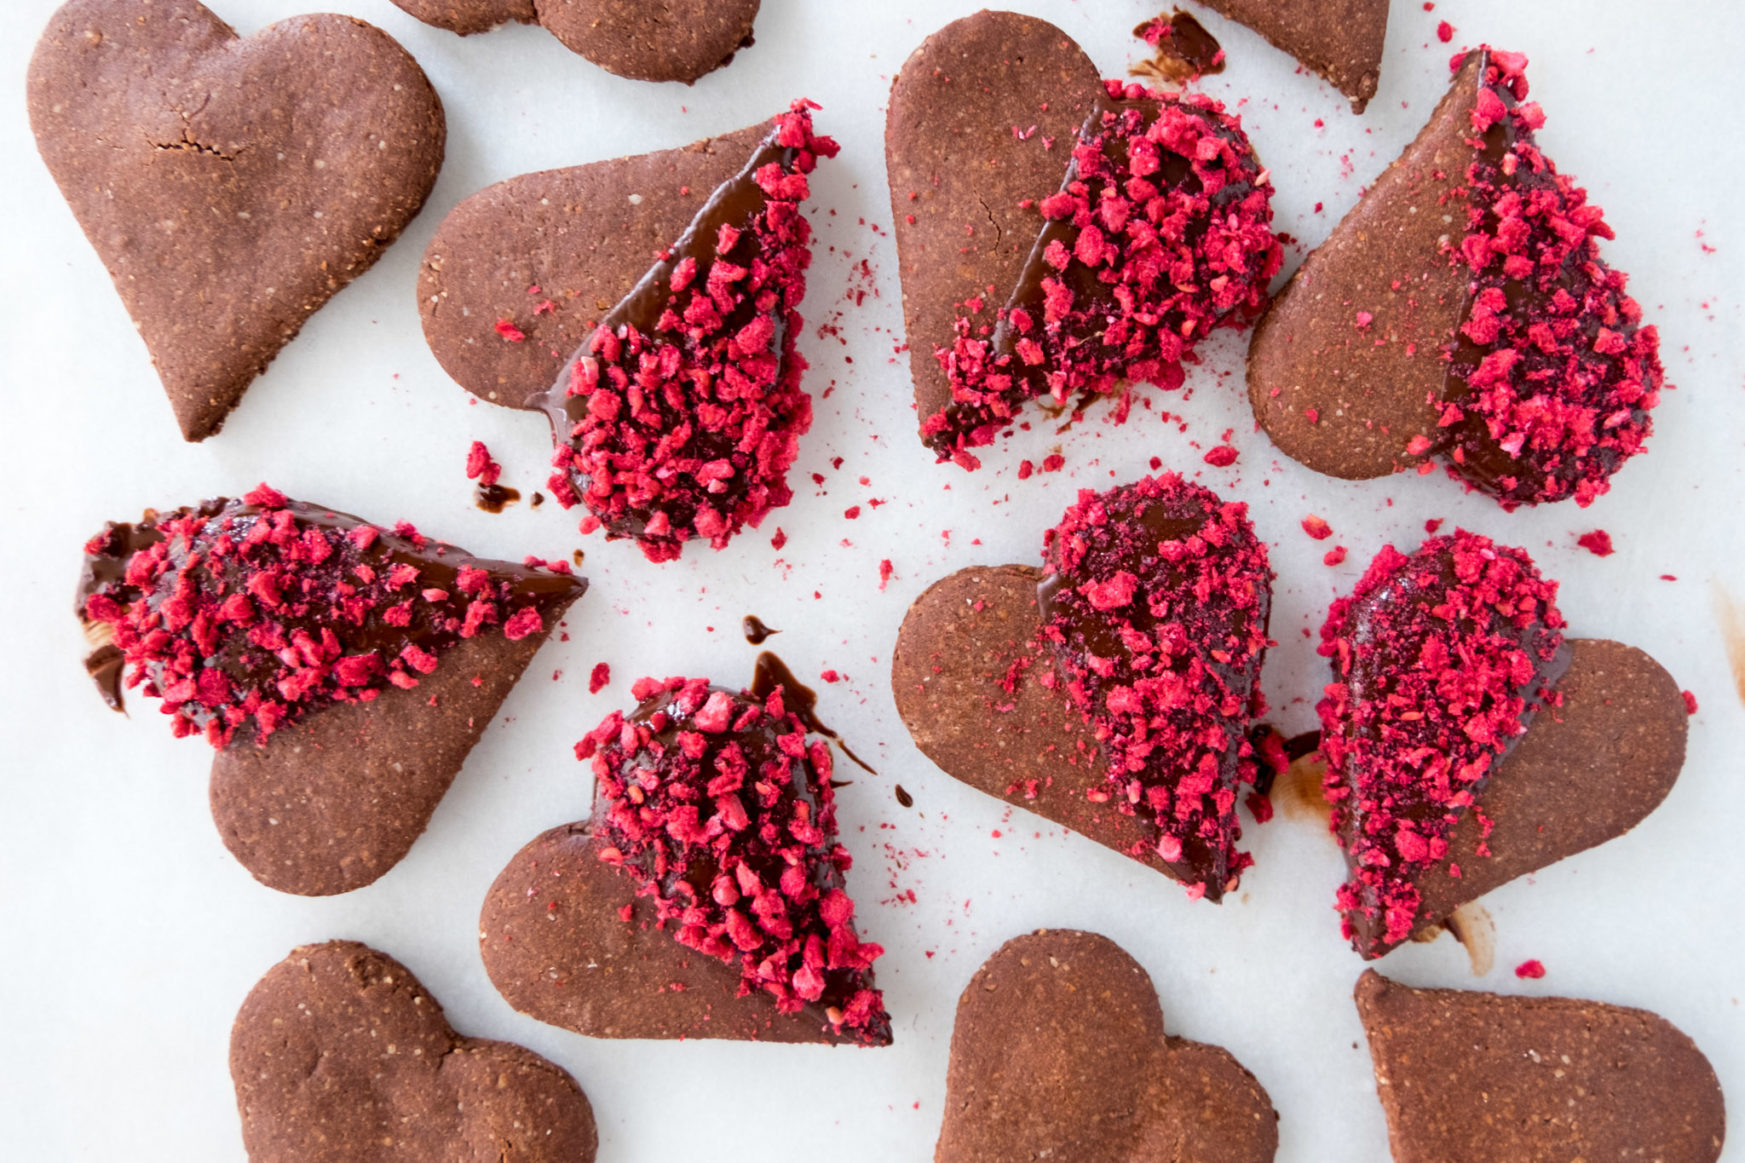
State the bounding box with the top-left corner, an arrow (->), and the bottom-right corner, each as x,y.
1356,970 -> 1725,1163
891,564 -> 1172,879
420,124 -> 768,409
28,0 -> 445,441
885,11 -> 1102,451
390,0 -> 760,84
936,930 -> 1277,1162
1196,0 -> 1388,113
231,941 -> 598,1162
1248,52 -> 1487,480
479,824 -> 878,1045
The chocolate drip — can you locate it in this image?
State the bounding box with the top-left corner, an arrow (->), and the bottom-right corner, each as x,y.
742,615 -> 780,645
77,497 -> 585,725
475,482 -> 521,513
750,651 -> 878,775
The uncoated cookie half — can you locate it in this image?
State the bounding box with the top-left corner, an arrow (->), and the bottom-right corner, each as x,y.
28,0 -> 446,441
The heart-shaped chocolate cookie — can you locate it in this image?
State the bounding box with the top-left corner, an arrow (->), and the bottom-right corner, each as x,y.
1249,48 -> 1665,508
232,941 -> 598,1162
28,0 -> 445,442
937,930 -> 1277,1161
1191,0 -> 1389,112
1355,970 -> 1725,1163
1318,532 -> 1688,958
420,105 -> 835,562
389,0 -> 760,84
886,11 -> 1281,469
77,487 -> 586,895
480,668 -> 892,1046
893,475 -> 1273,900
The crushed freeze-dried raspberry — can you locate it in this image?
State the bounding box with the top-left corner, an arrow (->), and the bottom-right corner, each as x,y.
1037,474 -> 1273,899
1302,514 -> 1333,540
1576,529 -> 1614,557
1320,531 -> 1568,955
878,559 -> 894,591
1437,20 -> 1454,42
589,662 -> 611,694
77,492 -> 584,747
1514,958 -> 1546,979
1203,445 -> 1238,467
576,676 -> 889,1044
1324,545 -> 1348,566
495,319 -> 526,342
540,102 -> 838,561
1682,690 -> 1698,715
926,82 -> 1281,469
1434,49 -> 1664,508
465,441 -> 502,488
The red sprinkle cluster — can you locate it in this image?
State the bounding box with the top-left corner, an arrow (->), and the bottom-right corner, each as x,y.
576,675 -> 890,1044
78,485 -> 582,747
1319,531 -> 1567,955
1439,48 -> 1663,507
548,102 -> 838,561
927,82 -> 1281,469
1037,475 -> 1273,899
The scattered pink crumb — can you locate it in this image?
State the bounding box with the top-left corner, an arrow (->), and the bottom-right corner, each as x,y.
821,669 -> 841,684
844,506 -> 862,519
1301,514 -> 1333,541
589,663 -> 610,694
1514,959 -> 1546,979
879,559 -> 894,591
1017,459 -> 1035,480
465,441 -> 502,488
1682,690 -> 1699,715
1203,445 -> 1238,467
494,319 -> 526,342
771,528 -> 787,551
1355,310 -> 1374,329
1304,407 -> 1320,425
1424,518 -> 1444,534
1576,530 -> 1614,557
1437,20 -> 1454,42
1323,545 -> 1348,566
1041,453 -> 1065,473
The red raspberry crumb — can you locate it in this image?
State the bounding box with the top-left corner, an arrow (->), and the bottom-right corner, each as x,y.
1041,453 -> 1065,473
1017,459 -> 1035,480
878,559 -> 894,591
1682,690 -> 1698,715
1514,959 -> 1546,979
1301,514 -> 1333,540
1203,445 -> 1238,467
820,670 -> 841,683
771,528 -> 788,551
1576,530 -> 1614,557
844,506 -> 861,520
589,662 -> 611,694
1323,546 -> 1348,566
465,441 -> 502,488
1437,20 -> 1454,42
495,319 -> 526,342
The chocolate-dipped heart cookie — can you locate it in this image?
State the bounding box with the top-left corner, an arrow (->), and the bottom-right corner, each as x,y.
28,0 -> 445,442
886,11 -> 1281,470
232,941 -> 598,1162
389,0 -> 760,84
421,104 -> 835,562
1250,48 -> 1665,507
480,665 -> 891,1046
937,930 -> 1277,1161
77,485 -> 585,895
894,475 -> 1273,900
1355,970 -> 1725,1163
1320,531 -> 1688,958
1191,0 -> 1389,113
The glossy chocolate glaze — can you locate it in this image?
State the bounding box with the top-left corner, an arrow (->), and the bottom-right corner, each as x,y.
77,497 -> 585,724
742,615 -> 780,645
751,650 -> 877,774
474,482 -> 521,513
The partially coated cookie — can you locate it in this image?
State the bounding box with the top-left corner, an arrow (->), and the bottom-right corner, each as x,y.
1320,532 -> 1688,957
481,670 -> 892,1046
232,941 -> 598,1162
894,475 -> 1274,901
1249,49 -> 1664,507
389,0 -> 761,84
936,930 -> 1277,1162
28,0 -> 445,441
422,105 -> 835,563
1355,970 -> 1725,1163
77,487 -> 586,895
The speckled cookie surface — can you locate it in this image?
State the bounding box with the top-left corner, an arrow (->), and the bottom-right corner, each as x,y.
936,930 -> 1277,1162
1195,0 -> 1389,112
27,0 -> 445,441
231,941 -> 598,1162
1355,970 -> 1725,1163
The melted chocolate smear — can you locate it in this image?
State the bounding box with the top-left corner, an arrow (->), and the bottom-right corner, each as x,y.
85,644 -> 126,712
475,482 -> 521,513
1131,10 -> 1226,85
571,549 -> 586,568
530,491 -> 545,508
894,785 -> 914,809
742,615 -> 781,645
749,651 -> 877,775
